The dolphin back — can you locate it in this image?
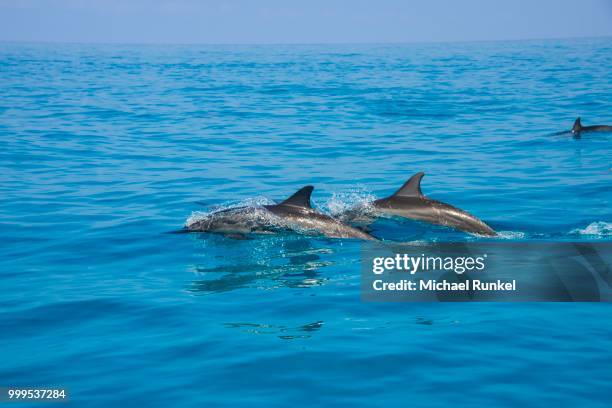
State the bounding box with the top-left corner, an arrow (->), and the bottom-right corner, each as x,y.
375,172 -> 497,236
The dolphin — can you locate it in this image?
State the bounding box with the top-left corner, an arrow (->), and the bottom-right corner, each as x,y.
571,117 -> 612,136
369,172 -> 497,236
185,186 -> 377,241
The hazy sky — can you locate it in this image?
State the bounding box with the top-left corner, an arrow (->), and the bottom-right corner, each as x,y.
1,0 -> 611,44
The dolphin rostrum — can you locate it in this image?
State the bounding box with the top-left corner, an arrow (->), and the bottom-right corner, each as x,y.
572,117 -> 612,136
370,172 -> 497,236
186,186 -> 377,240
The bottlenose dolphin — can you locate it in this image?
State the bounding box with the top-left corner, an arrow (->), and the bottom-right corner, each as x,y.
572,117 -> 612,135
369,172 -> 497,236
186,186 -> 377,241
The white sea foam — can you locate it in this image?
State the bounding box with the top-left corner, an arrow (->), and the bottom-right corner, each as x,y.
495,230 -> 527,240
571,222 -> 612,237
323,187 -> 376,220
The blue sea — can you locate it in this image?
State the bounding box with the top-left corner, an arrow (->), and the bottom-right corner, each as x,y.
1,38 -> 611,407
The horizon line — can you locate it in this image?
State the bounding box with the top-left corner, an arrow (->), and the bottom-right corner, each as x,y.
1,34 -> 611,48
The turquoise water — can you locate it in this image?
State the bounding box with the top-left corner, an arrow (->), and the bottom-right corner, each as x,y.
1,38 -> 611,406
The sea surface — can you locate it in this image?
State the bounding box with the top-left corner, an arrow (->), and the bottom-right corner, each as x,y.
1,38 -> 611,407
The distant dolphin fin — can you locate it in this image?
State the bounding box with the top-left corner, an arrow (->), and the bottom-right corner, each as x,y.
279,186 -> 314,208
572,117 -> 582,132
392,172 -> 425,198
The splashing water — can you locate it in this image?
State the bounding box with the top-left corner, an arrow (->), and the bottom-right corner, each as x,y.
323,186 -> 377,221
495,230 -> 528,240
571,222 -> 612,238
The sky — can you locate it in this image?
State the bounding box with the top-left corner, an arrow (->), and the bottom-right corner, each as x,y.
0,0 -> 611,44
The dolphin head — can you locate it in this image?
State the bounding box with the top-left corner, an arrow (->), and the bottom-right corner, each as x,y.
185,207 -> 247,232
185,206 -> 278,235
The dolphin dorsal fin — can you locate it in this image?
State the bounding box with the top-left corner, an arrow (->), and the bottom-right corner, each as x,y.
392,172 -> 425,198
573,117 -> 582,132
279,186 -> 314,208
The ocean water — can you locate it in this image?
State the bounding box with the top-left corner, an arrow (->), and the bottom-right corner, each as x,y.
1,38 -> 611,406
